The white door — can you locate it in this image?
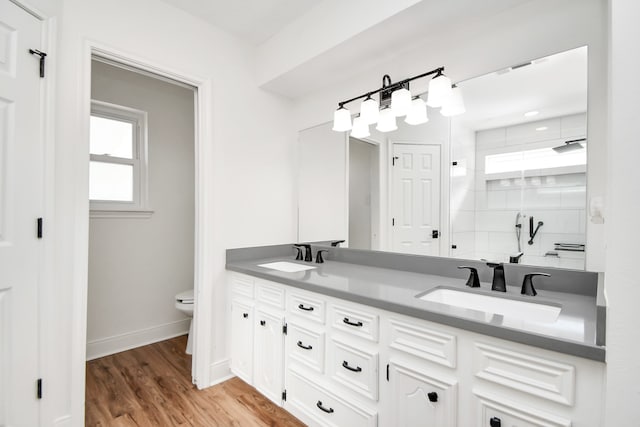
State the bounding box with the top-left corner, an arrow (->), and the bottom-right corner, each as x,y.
391,144 -> 441,255
0,1 -> 44,425
230,299 -> 254,384
253,307 -> 284,405
388,361 -> 457,427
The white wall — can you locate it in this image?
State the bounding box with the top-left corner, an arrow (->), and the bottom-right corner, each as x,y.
86,61 -> 194,359
604,0 -> 640,423
48,0 -> 297,423
293,0 -> 608,271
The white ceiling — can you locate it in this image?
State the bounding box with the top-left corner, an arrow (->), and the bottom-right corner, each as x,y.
158,0 -> 322,44
453,46 -> 588,131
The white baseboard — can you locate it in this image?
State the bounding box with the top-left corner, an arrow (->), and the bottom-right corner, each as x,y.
86,318 -> 191,360
53,415 -> 72,427
207,358 -> 232,388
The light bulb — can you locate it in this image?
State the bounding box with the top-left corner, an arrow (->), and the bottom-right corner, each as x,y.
376,107 -> 397,133
440,84 -> 465,117
405,97 -> 429,125
391,87 -> 412,117
427,72 -> 453,108
360,96 -> 379,125
332,106 -> 352,131
350,116 -> 370,138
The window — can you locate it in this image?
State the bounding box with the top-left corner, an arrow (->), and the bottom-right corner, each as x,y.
89,100 -> 151,216
484,146 -> 586,175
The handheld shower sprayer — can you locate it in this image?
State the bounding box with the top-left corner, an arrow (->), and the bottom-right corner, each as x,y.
515,212 -> 522,252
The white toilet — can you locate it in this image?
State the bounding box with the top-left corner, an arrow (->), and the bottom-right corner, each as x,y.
175,289 -> 194,354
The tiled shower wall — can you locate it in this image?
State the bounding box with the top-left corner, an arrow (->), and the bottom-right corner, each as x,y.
450,113 -> 587,269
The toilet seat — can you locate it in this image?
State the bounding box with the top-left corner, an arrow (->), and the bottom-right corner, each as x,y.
175,289 -> 194,304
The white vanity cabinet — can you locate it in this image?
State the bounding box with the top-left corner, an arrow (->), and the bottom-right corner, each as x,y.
228,274 -> 287,406
227,272 -> 605,426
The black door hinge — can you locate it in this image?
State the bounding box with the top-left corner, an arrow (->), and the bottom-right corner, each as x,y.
432,229 -> 440,239
282,323 -> 287,335
392,156 -> 399,166
386,364 -> 390,381
37,378 -> 43,399
28,49 -> 47,78
37,218 -> 43,239
282,390 -> 287,401
452,161 -> 458,166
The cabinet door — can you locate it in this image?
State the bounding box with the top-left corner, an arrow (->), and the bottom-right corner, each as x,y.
230,299 -> 254,384
254,307 -> 285,405
388,361 -> 458,427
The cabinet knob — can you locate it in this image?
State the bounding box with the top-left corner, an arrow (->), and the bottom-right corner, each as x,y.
260,320 -> 266,326
427,391 -> 438,402
242,313 -> 248,318
490,417 -> 501,427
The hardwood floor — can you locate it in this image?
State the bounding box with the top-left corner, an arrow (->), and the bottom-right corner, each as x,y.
85,335 -> 304,426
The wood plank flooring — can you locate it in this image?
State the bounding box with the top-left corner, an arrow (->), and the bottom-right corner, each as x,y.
85,335 -> 304,426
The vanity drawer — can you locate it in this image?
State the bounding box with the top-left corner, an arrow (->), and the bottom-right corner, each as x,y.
286,367 -> 377,427
255,279 -> 285,309
287,290 -> 326,324
230,273 -> 254,299
473,342 -> 576,406
387,316 -> 457,368
287,322 -> 325,374
329,303 -> 379,342
328,337 -> 379,401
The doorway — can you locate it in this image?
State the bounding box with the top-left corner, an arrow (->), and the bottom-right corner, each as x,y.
348,137 -> 380,250
390,143 -> 441,256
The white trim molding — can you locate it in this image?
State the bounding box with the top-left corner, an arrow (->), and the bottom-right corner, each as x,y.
86,319 -> 191,360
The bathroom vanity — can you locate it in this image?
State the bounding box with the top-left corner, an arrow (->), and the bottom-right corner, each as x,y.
226,244 -> 605,427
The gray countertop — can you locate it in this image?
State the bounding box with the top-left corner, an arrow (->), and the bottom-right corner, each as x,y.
226,247 -> 605,362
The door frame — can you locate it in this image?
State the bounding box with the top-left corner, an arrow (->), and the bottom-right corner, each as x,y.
72,41 -> 214,412
387,141 -> 450,256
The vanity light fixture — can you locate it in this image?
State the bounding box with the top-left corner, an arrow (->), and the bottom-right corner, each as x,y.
404,96 -> 428,125
332,66 -> 463,134
376,106 -> 398,132
351,115 -> 370,138
332,105 -> 352,131
440,84 -> 466,117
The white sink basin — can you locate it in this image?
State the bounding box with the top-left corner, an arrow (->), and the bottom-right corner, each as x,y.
257,261 -> 317,273
418,288 -> 561,323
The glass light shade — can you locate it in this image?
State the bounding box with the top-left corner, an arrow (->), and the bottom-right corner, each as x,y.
360,96 -> 379,125
440,85 -> 466,117
404,97 -> 429,125
391,87 -> 412,117
376,107 -> 397,132
350,116 -> 370,138
426,73 -> 453,108
332,107 -> 352,131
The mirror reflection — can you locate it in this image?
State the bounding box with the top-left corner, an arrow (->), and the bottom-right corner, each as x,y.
449,46 -> 587,269
298,46 -> 587,270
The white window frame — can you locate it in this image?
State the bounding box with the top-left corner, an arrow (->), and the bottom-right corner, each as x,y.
89,100 -> 152,218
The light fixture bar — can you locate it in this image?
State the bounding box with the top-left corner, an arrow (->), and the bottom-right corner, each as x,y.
337,66 -> 445,108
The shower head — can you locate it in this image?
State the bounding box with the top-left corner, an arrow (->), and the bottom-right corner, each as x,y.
553,138 -> 586,153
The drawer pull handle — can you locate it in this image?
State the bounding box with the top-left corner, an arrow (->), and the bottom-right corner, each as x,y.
316,400 -> 334,414
343,317 -> 363,327
298,303 -> 314,311
342,360 -> 362,372
242,313 -> 248,318
260,320 -> 266,326
297,341 -> 313,350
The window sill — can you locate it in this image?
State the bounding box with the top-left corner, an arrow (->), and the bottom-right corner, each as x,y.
90,209 -> 154,219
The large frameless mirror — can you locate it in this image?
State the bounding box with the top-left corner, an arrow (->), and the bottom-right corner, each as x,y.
297,46 -> 588,270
